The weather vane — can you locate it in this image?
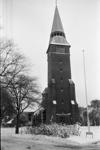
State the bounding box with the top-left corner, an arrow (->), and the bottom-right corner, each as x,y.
55,0 -> 58,6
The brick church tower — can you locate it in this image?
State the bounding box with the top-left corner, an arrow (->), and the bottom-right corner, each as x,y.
42,5 -> 79,124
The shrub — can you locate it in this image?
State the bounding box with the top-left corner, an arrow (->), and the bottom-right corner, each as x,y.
25,123 -> 79,138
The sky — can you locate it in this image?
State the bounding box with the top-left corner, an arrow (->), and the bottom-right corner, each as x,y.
0,0 -> 100,107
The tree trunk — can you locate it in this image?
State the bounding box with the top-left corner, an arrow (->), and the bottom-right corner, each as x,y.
15,113 -> 20,134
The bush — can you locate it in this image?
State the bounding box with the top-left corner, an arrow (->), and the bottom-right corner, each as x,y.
25,123 -> 79,138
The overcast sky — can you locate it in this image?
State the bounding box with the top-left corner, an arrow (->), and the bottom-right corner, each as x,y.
1,0 -> 100,106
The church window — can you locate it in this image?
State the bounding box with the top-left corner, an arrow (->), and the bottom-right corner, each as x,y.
60,88 -> 64,92
53,100 -> 57,105
60,77 -> 63,81
59,61 -> 63,64
61,99 -> 64,103
51,78 -> 55,83
71,100 -> 75,105
60,68 -> 63,72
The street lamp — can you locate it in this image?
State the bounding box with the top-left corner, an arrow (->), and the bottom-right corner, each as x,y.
82,50 -> 93,137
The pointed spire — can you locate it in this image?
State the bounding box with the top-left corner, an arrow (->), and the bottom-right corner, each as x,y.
49,5 -> 70,46
51,6 -> 64,33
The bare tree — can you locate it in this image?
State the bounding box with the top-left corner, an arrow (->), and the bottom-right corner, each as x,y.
0,40 -> 26,87
7,74 -> 40,134
0,40 -> 41,133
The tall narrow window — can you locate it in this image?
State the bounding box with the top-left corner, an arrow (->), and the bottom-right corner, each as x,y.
61,99 -> 64,104
60,77 -> 63,82
60,88 -> 64,92
59,61 -> 63,64
60,68 -> 63,72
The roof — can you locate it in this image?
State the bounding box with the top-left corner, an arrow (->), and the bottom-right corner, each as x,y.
49,6 -> 70,46
6,119 -> 13,124
34,107 -> 44,115
24,105 -> 38,113
51,6 -> 64,33
49,35 -> 70,45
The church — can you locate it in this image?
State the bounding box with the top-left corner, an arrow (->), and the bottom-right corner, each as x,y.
33,4 -> 79,125
42,5 -> 79,124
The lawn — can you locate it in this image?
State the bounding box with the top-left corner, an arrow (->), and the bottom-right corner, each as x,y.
1,126 -> 100,150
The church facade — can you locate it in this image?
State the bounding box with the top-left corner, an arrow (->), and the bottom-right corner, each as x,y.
42,6 -> 79,124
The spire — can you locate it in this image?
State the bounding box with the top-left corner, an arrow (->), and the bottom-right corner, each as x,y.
49,5 -> 70,46
51,6 -> 64,33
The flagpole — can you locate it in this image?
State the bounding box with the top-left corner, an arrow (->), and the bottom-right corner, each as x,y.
82,50 -> 90,133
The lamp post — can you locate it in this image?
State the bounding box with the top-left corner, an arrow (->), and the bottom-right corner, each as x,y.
82,50 -> 92,135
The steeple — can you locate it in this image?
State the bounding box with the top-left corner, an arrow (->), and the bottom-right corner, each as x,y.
49,5 -> 70,46
51,6 -> 64,33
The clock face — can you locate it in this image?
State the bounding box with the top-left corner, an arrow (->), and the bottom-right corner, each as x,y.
56,47 -> 65,53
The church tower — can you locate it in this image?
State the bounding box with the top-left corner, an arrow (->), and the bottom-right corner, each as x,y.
42,5 -> 79,124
